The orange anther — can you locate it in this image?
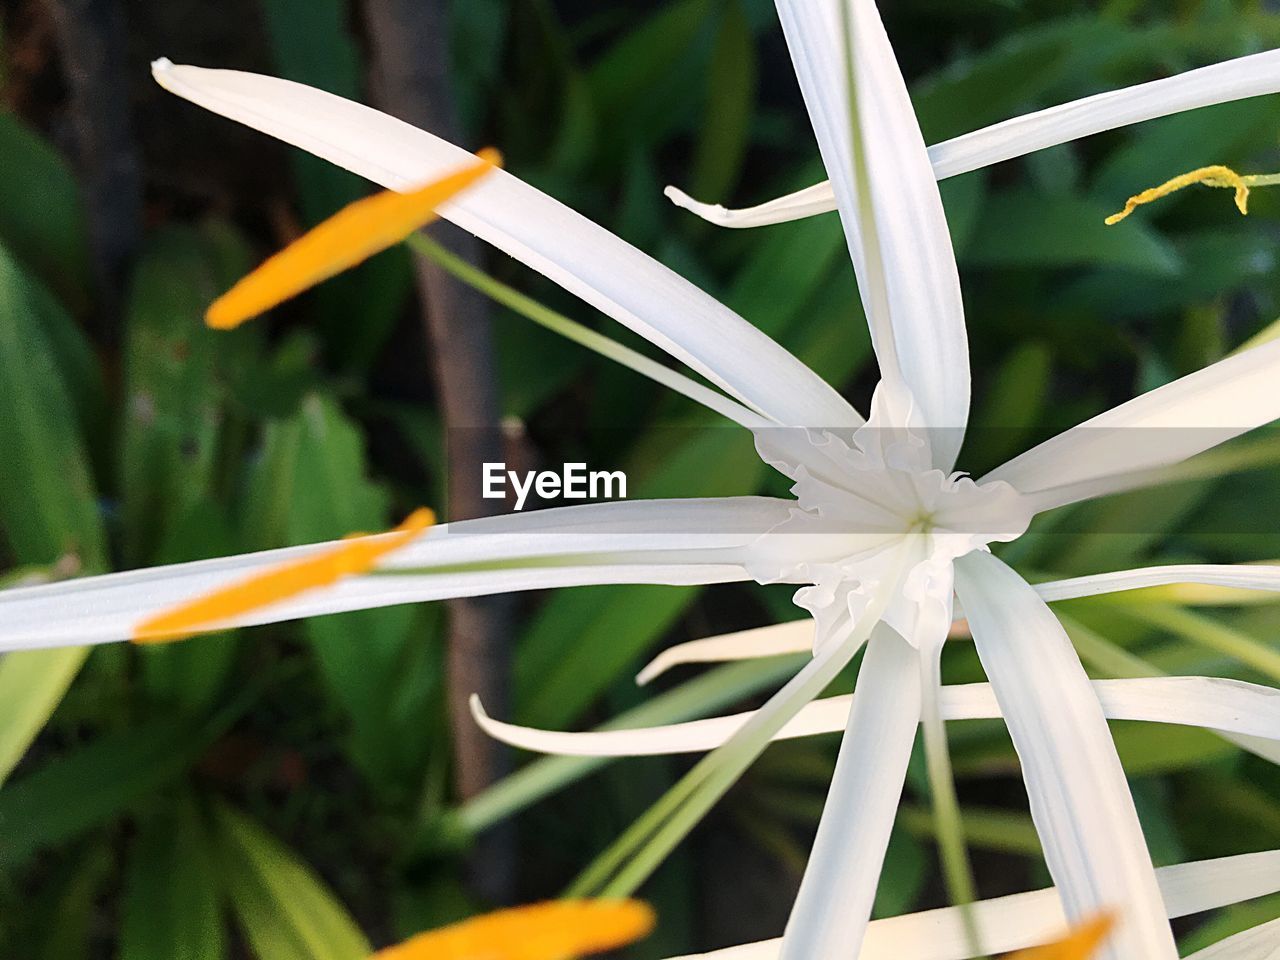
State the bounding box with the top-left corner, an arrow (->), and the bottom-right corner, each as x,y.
370,900 -> 655,960
207,149 -> 501,329
132,508 -> 434,643
1004,914 -> 1115,959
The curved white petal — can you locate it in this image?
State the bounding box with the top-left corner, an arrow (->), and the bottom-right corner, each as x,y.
635,619 -> 814,685
774,0 -> 968,466
664,851 -> 1280,960
983,338 -> 1280,510
669,48 -> 1280,227
779,624 -> 923,960
1037,564 -> 1280,602
663,182 -> 838,229
955,550 -> 1176,959
0,498 -> 787,652
474,675 -> 1280,757
151,60 -> 859,431
1185,918 -> 1280,960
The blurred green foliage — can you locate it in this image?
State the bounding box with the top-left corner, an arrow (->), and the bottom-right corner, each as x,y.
0,0 -> 1279,956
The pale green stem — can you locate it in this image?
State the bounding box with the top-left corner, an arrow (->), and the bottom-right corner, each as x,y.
919,645 -> 984,956
571,621 -> 862,898
896,805 -> 1041,857
1058,613 -> 1155,678
406,234 -> 765,427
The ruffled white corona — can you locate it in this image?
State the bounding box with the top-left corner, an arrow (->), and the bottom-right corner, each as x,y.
745,391 -> 1030,647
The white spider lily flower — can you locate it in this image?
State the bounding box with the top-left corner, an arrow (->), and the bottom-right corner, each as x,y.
666,47 -> 1280,228
0,2 -> 1278,958
660,850 -> 1280,960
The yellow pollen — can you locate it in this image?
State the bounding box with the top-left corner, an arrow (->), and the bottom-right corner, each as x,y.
206,148 -> 502,329
131,508 -> 435,644
368,900 -> 656,960
1003,914 -> 1115,959
1105,164 -> 1249,225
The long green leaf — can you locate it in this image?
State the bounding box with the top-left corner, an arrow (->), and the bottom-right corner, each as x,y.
0,647 -> 88,785
119,796 -> 225,960
213,803 -> 369,960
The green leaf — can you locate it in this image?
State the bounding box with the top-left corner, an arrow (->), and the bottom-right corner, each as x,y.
119,796 -> 225,960
0,113 -> 91,306
0,687 -> 255,869
0,647 -> 89,786
966,342 -> 1052,472
0,248 -> 106,788
275,396 -> 433,790
1110,720 -> 1237,776
213,803 -> 369,960
965,190 -> 1183,275
0,245 -> 106,568
689,1 -> 756,204
35,845 -> 111,960
22,268 -> 107,453
120,226 -> 229,564
586,0 -> 714,152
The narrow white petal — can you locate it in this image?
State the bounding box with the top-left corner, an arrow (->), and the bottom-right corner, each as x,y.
1184,917 -> 1280,960
774,0 -> 968,465
636,619 -> 814,685
1037,564 -> 1280,602
955,551 -> 1176,959
151,60 -> 858,431
664,851 -> 1280,960
778,624 -> 923,960
0,497 -> 786,651
983,338 -> 1280,510
931,47 -> 1280,180
476,676 -> 1280,757
662,182 -> 838,229
670,48 -> 1280,227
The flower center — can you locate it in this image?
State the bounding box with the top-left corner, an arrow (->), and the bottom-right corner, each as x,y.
746,398 -> 1032,648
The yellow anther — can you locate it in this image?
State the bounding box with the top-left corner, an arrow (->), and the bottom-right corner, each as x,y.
1105,164 -> 1249,225
1003,914 -> 1115,959
206,148 -> 502,329
132,508 -> 435,644
369,900 -> 656,960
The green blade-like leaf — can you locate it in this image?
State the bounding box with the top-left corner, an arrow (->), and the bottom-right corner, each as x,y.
271,395 -> 435,791
120,226 -> 229,564
119,796 -> 225,960
965,190 -> 1183,274
0,113 -> 91,307
0,647 -> 88,786
213,803 -> 370,960
0,686 -> 256,869
0,244 -> 106,568
689,0 -> 756,204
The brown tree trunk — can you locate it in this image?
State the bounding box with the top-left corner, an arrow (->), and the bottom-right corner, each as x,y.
361,0 -> 516,903
45,0 -> 142,338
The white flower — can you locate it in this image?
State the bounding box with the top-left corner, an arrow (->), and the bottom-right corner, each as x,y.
3,3 -> 1280,958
